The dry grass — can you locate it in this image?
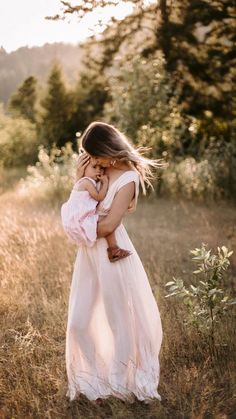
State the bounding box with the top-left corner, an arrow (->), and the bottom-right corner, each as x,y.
0,174 -> 236,419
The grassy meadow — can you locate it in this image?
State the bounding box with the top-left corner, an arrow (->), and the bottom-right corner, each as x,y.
0,169 -> 235,419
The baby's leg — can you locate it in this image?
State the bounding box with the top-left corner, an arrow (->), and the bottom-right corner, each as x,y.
105,231 -> 132,263
106,231 -> 118,248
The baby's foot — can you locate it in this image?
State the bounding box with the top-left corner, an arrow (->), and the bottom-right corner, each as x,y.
95,397 -> 104,405
107,245 -> 132,263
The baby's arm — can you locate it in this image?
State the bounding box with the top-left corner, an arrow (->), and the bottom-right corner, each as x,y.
82,175 -> 109,201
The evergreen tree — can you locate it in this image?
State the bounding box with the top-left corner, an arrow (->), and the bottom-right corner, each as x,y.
69,69 -> 109,136
8,76 -> 37,122
40,63 -> 74,148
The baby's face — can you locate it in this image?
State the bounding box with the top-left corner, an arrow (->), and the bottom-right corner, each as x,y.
84,161 -> 104,181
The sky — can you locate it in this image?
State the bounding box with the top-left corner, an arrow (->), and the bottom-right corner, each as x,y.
0,0 -> 134,53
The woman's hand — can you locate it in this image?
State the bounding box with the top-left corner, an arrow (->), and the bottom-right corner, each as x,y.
76,152 -> 90,180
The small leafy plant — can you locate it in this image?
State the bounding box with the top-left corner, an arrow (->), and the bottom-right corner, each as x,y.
165,243 -> 235,351
17,142 -> 78,202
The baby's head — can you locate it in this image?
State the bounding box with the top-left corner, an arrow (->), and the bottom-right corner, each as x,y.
84,160 -> 104,181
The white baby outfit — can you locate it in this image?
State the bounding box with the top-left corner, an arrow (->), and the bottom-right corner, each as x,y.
61,177 -> 99,247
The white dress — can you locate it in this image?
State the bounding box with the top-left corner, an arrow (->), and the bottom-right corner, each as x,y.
65,170 -> 163,403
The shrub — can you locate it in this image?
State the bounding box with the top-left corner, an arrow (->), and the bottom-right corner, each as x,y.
17,142 -> 78,203
0,105 -> 39,167
165,243 -> 235,353
159,156 -> 234,200
103,51 -> 196,157
160,157 -> 221,200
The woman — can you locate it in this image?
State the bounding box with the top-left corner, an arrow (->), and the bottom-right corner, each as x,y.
65,121 -> 163,403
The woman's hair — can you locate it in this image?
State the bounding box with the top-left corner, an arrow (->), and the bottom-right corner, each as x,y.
80,121 -> 167,194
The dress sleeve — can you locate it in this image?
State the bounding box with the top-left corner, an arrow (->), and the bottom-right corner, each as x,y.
115,171 -> 140,214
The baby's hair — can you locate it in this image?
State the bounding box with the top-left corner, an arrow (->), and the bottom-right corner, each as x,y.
80,121 -> 167,194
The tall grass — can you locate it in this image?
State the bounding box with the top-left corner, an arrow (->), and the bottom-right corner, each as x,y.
0,171 -> 235,418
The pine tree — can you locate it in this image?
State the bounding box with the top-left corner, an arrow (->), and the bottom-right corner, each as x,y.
40,63 -> 74,148
8,76 -> 37,122
69,69 -> 109,135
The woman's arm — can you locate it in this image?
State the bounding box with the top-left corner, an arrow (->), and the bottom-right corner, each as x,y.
97,182 -> 135,238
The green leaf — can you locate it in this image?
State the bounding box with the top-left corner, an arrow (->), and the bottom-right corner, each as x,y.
165,281 -> 175,287
164,292 -> 178,298
227,300 -> 236,305
208,288 -> 217,296
221,246 -> 228,256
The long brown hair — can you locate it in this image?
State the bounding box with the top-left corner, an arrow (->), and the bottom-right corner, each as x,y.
80,121 -> 166,194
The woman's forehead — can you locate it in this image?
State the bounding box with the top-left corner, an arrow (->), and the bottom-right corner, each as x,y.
90,156 -> 99,164
90,155 -> 108,160
90,156 -> 108,164
89,158 -> 104,168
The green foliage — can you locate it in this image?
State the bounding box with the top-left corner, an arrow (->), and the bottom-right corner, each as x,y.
165,243 -> 235,347
160,157 -> 225,200
0,105 -> 39,168
167,0 -> 235,119
103,51 -> 206,161
69,70 -> 109,134
103,51 -> 233,200
103,52 -> 177,142
39,64 -> 74,148
1,0 -> 235,200
53,0 -> 235,120
136,109 -> 193,160
106,52 -> 234,200
7,76 -> 37,122
18,142 -> 78,202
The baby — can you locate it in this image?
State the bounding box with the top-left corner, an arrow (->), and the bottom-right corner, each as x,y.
61,159 -> 132,262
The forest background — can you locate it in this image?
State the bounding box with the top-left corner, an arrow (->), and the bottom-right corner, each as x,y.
1,0 -> 235,201
1,1 -> 236,418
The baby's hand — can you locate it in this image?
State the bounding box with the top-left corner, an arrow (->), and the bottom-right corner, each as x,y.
97,174 -> 109,184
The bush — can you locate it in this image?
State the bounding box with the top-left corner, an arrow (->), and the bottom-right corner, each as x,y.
103,51 -> 195,157
165,243 -> 235,353
17,142 -> 78,203
159,154 -> 234,200
0,105 -> 39,167
160,157 -> 221,200
102,50 -> 236,200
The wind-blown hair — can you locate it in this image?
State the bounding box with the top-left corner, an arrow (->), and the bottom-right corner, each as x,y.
80,121 -> 167,194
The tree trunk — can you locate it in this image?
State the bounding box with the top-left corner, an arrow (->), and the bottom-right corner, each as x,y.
158,0 -> 171,69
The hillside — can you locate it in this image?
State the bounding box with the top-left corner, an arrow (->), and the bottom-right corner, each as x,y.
0,43 -> 84,105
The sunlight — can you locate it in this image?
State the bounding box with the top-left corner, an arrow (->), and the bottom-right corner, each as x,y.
0,0 -> 134,52
69,2 -> 134,35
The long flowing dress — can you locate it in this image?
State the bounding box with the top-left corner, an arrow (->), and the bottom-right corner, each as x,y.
65,170 -> 163,403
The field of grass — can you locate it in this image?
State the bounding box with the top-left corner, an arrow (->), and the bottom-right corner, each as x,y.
0,171 -> 235,418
